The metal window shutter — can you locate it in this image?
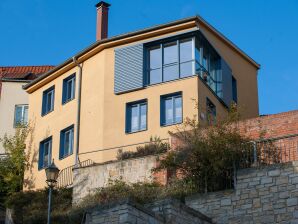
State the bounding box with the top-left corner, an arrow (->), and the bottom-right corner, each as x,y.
114,44 -> 144,94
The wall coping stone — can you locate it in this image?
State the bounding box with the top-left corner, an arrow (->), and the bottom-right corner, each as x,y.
74,153 -> 165,170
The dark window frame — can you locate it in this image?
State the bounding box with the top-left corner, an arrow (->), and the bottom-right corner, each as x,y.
41,86 -> 55,116
62,73 -> 76,105
160,92 -> 183,127
232,76 -> 238,103
59,125 -> 74,159
38,136 -> 52,170
125,99 -> 148,134
206,98 -> 216,125
146,34 -> 195,85
13,104 -> 29,127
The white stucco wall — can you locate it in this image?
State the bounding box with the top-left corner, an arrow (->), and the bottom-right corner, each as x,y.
0,81 -> 28,153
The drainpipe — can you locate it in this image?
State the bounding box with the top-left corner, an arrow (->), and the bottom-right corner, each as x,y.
72,57 -> 83,167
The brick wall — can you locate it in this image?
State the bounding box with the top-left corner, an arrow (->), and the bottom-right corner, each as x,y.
238,110 -> 298,139
186,161 -> 298,224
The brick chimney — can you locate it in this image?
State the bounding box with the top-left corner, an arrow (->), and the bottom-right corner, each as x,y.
95,1 -> 111,41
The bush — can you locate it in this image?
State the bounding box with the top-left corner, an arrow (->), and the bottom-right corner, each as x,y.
5,188 -> 80,224
154,106 -> 254,193
117,137 -> 169,160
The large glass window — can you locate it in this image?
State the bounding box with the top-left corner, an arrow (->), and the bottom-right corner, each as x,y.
126,100 -> 147,133
38,137 -> 52,170
148,38 -> 194,84
60,125 -> 74,159
149,46 -> 162,84
180,38 -> 193,78
42,86 -> 55,116
62,74 -> 76,104
161,93 -> 182,126
14,104 -> 28,127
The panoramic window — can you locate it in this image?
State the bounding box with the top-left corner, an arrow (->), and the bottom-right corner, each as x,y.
161,93 -> 182,126
60,125 -> 74,159
14,104 -> 28,127
148,38 -> 194,84
42,86 -> 55,116
62,74 -> 76,104
206,98 -> 216,124
38,137 -> 52,170
126,100 -> 147,133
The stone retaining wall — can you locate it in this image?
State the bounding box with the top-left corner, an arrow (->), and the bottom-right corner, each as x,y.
84,199 -> 212,224
186,161 -> 298,223
73,155 -> 166,203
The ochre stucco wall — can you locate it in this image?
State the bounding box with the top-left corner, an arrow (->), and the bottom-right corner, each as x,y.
24,21 -> 259,189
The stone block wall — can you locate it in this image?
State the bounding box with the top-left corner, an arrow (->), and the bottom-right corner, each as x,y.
186,161 -> 298,224
73,155 -> 167,203
84,200 -> 164,224
84,199 -> 212,224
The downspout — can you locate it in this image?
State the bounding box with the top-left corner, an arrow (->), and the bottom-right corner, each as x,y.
72,57 -> 83,166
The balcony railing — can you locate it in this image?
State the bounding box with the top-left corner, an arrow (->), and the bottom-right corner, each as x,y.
56,159 -> 94,188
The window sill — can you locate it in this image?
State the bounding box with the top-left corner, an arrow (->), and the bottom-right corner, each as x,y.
125,128 -> 147,135
41,109 -> 54,117
62,97 -> 75,105
161,121 -> 182,128
59,152 -> 73,160
38,165 -> 49,171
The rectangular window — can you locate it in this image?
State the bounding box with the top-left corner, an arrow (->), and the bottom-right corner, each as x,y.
62,74 -> 76,104
148,38 -> 194,85
206,98 -> 216,125
161,93 -> 182,126
59,125 -> 74,159
126,100 -> 147,133
42,86 -> 55,116
38,137 -> 52,170
232,76 -> 238,103
149,45 -> 162,84
14,104 -> 28,127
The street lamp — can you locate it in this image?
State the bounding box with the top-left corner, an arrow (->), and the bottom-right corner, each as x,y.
45,160 -> 60,224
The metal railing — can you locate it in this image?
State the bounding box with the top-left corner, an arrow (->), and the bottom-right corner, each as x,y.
231,133 -> 298,189
78,138 -> 170,161
56,159 -> 94,188
56,138 -> 170,188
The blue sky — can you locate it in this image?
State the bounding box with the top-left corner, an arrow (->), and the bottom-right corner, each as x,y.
0,0 -> 297,115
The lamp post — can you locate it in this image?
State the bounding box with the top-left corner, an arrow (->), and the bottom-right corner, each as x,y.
45,160 -> 60,224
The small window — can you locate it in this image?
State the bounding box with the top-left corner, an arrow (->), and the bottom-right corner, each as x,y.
161,93 -> 182,126
42,86 -> 55,116
126,100 -> 147,133
232,76 -> 238,103
62,74 -> 76,104
59,125 -> 74,159
206,98 -> 216,125
38,137 -> 52,170
14,104 -> 28,127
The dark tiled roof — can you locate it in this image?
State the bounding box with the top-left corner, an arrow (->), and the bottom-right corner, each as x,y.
0,65 -> 54,96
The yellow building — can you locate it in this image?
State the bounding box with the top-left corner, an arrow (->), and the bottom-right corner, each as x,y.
23,2 -> 260,189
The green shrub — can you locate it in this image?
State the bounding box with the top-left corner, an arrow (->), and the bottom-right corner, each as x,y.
154,106 -> 254,193
117,137 -> 169,160
5,188 -> 79,224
